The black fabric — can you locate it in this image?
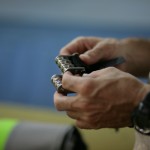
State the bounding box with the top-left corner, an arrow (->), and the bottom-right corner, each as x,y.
61,126 -> 87,150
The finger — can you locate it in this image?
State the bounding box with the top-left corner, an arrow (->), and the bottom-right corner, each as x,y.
80,40 -> 115,65
66,111 -> 81,120
83,68 -> 110,79
59,37 -> 89,55
80,47 -> 103,65
62,72 -> 90,93
54,92 -> 76,111
76,120 -> 94,129
87,67 -> 114,77
83,70 -> 101,78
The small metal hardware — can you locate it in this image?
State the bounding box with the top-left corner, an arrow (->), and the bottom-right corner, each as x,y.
51,53 -> 125,94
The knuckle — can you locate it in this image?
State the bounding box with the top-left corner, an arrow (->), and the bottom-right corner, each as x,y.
103,38 -> 117,45
106,66 -> 115,70
80,80 -> 95,95
79,102 -> 90,111
104,66 -> 117,72
74,36 -> 85,42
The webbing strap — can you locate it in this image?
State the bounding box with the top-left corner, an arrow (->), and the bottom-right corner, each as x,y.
0,119 -> 18,150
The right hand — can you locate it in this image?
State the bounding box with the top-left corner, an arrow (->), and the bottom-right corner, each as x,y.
54,67 -> 150,129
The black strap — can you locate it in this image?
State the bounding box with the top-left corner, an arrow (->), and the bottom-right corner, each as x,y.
71,53 -> 125,73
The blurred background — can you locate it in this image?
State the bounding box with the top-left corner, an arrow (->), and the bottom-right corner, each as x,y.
0,0 -> 150,150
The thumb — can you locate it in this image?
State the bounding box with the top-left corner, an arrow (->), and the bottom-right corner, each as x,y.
79,40 -> 116,65
80,47 -> 103,65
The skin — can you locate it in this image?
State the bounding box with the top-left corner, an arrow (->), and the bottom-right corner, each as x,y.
54,37 -> 150,129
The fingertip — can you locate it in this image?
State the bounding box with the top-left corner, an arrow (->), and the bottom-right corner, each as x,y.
62,71 -> 72,80
64,71 -> 72,75
59,49 -> 70,55
79,54 -> 91,65
54,92 -> 67,111
54,91 -> 62,103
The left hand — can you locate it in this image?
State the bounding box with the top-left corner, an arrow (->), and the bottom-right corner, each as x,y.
54,67 -> 150,129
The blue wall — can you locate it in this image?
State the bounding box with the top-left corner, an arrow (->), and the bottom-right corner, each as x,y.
0,23 -> 150,108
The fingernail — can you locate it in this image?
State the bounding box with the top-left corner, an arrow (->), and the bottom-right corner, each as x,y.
80,54 -> 89,64
65,71 -> 72,75
83,73 -> 88,77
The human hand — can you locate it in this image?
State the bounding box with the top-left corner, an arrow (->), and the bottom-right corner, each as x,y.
60,37 -> 150,76
60,37 -> 124,65
54,67 -> 150,129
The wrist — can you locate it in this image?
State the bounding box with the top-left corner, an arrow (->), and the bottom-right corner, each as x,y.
132,91 -> 150,135
136,84 -> 150,105
132,73 -> 150,135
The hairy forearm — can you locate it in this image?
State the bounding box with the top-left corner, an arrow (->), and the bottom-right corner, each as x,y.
120,38 -> 150,77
